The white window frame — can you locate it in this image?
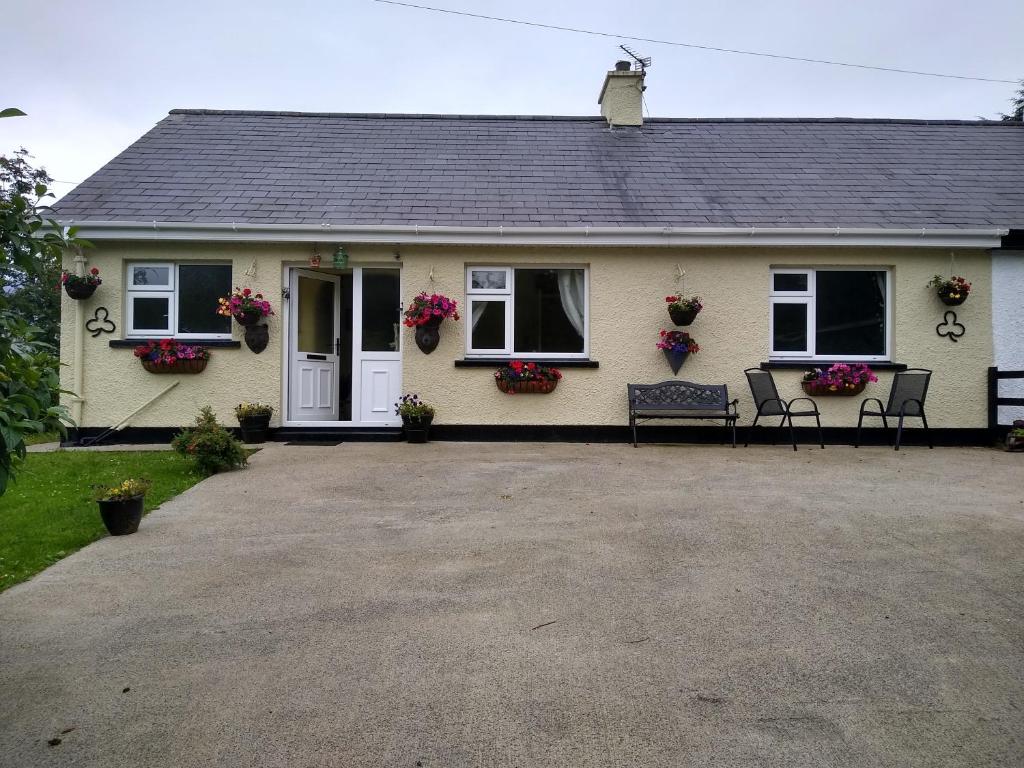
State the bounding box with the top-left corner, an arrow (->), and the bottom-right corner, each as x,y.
465,265 -> 589,359
769,267 -> 891,362
125,262 -> 232,340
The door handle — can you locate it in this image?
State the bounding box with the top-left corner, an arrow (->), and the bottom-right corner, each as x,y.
335,337 -> 341,356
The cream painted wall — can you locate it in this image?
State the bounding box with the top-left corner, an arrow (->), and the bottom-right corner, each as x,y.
399,246 -> 992,429
61,242 -> 993,430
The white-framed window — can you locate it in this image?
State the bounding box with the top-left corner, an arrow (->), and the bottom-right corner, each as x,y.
466,266 -> 588,358
125,262 -> 233,339
769,267 -> 891,361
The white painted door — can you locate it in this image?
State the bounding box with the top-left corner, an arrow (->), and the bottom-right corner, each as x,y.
354,268 -> 402,425
289,270 -> 340,421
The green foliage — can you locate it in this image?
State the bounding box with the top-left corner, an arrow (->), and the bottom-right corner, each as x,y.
0,311 -> 68,494
0,450 -> 202,592
1000,80 -> 1024,121
171,406 -> 248,476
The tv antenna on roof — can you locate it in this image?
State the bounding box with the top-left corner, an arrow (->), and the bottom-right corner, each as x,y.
619,44 -> 652,73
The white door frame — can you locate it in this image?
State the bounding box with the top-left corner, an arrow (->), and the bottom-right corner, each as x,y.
281,263 -> 402,427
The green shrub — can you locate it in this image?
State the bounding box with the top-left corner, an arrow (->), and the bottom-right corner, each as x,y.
171,406 -> 247,476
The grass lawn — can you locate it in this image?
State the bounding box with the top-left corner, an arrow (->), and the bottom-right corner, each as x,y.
0,451 -> 203,592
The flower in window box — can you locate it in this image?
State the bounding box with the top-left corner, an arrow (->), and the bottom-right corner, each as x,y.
133,339 -> 210,373
801,363 -> 877,396
927,274 -> 971,306
494,361 -> 562,394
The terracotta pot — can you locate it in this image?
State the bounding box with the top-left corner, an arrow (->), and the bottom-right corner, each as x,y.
495,378 -> 558,394
244,324 -> 269,354
800,380 -> 866,397
64,282 -> 97,300
97,496 -> 144,536
414,317 -> 443,354
140,358 -> 208,374
663,348 -> 689,375
234,310 -> 263,326
668,306 -> 699,326
939,294 -> 967,306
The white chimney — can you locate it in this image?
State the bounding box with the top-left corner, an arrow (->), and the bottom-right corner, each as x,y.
598,60 -> 645,127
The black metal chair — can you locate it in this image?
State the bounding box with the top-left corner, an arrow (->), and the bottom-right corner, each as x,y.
855,368 -> 933,451
744,368 -> 824,451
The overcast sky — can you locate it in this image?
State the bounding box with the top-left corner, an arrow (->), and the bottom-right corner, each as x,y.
2,0 -> 1020,200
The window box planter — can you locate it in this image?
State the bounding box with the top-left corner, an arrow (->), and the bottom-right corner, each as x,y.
496,379 -> 559,394
97,496 -> 144,536
140,358 -> 208,374
800,380 -> 866,397
64,282 -> 97,300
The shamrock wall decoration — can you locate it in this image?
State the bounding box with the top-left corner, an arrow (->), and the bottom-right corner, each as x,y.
935,310 -> 965,343
86,306 -> 116,338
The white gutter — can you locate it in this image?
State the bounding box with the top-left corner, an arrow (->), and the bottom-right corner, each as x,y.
56,220 -> 1008,249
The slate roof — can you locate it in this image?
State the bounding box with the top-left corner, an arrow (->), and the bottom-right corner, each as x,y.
52,110 -> 1024,229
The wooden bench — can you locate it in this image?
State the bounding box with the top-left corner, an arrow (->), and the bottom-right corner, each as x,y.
627,381 -> 740,447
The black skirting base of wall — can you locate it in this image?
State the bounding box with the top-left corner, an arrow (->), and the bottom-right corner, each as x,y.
65,425 -> 995,448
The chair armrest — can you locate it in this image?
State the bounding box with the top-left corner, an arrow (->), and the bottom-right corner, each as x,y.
728,399 -> 740,418
786,397 -> 820,413
859,397 -> 884,414
898,398 -> 925,416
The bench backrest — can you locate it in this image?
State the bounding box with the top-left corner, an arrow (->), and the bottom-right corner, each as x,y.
628,381 -> 730,411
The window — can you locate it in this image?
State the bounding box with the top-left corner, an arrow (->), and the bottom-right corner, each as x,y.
466,266 -> 587,358
125,263 -> 233,339
769,268 -> 890,361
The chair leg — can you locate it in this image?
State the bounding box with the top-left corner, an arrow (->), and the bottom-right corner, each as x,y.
895,413 -> 905,451
745,413 -> 760,447
787,414 -> 797,451
731,418 -> 736,448
855,411 -> 865,448
631,415 -> 637,448
921,412 -> 933,449
815,413 -> 824,449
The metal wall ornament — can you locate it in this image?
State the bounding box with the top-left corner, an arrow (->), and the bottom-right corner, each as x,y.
244,324 -> 269,354
936,310 -> 966,343
86,307 -> 116,337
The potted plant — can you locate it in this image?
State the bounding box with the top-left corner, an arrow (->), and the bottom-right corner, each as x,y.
1007,420 -> 1024,452
94,478 -> 151,536
234,402 -> 273,443
657,329 -> 699,374
801,363 -> 878,396
928,274 -> 972,306
403,292 -> 460,354
494,361 -> 562,394
665,294 -> 703,326
60,267 -> 101,300
395,393 -> 435,443
133,339 -> 210,373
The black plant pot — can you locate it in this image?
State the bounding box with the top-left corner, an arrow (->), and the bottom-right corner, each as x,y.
98,496 -> 144,536
403,415 -> 433,443
64,282 -> 97,300
244,324 -> 269,354
663,348 -> 689,375
238,414 -> 271,443
668,306 -> 699,326
939,294 -> 967,306
414,318 -> 442,354
234,310 -> 263,326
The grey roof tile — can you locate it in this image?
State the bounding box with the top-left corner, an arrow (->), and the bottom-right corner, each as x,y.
51,110 -> 1024,229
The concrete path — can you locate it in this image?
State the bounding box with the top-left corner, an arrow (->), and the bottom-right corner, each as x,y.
1,443 -> 1022,767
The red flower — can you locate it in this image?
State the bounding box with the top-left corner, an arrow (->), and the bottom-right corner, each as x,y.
242,288 -> 251,297
90,267 -> 99,275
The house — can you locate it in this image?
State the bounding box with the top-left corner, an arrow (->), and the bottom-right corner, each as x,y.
53,62 -> 1024,444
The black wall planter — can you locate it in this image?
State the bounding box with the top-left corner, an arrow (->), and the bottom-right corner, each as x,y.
244,324 -> 269,354
668,306 -> 698,326
98,497 -> 144,536
64,282 -> 97,300
414,318 -> 442,354
663,348 -> 689,375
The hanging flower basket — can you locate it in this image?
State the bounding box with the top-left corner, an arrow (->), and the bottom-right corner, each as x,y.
494,361 -> 562,394
61,268 -> 102,300
665,294 -> 703,326
403,293 -> 459,355
134,340 -> 210,374
928,275 -> 971,306
656,330 -> 699,375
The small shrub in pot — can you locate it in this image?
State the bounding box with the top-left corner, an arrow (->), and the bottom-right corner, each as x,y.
93,478 -> 151,536
395,393 -> 435,443
172,406 -> 248,475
